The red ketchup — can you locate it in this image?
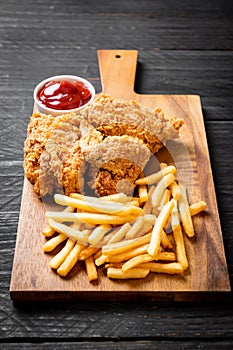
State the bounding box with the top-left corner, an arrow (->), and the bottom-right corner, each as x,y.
38,80 -> 92,110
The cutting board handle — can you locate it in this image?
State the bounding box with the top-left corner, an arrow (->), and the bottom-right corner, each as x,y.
97,50 -> 138,98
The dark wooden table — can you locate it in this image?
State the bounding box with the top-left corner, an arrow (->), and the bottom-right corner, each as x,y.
1,0 -> 233,348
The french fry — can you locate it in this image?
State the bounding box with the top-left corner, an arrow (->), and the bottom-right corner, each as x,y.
147,199 -> 175,257
137,262 -> 184,274
49,238 -> 75,269
125,216 -> 144,239
71,192 -> 131,203
93,249 -> 102,260
95,253 -> 108,266
156,252 -> 176,261
54,193 -> 141,217
189,201 -> 207,216
135,165 -> 176,185
105,263 -> 123,269
158,189 -> 171,210
122,254 -> 155,272
42,225 -> 55,237
101,192 -> 131,202
85,256 -> 98,282
171,201 -> 188,270
130,198 -> 140,207
178,184 -> 194,237
42,206 -> 73,237
160,162 -> 168,170
135,222 -> 153,238
143,214 -> 157,224
69,192 -> 83,200
57,242 -> 86,277
48,219 -> 89,244
46,211 -> 138,226
142,185 -> 155,214
169,180 -> 180,200
161,230 -> 173,250
138,185 -> 148,203
105,247 -> 176,264
107,267 -> 150,279
151,173 -> 175,208
42,233 -> 67,252
42,161 -> 206,282
88,224 -> 112,246
108,223 -> 131,244
106,244 -> 149,263
102,232 -> 152,256
79,246 -> 100,260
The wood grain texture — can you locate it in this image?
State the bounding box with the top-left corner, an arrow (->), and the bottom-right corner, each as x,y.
1,0 -> 233,345
10,50 -> 230,301
1,0 -> 233,50
1,341 -> 233,350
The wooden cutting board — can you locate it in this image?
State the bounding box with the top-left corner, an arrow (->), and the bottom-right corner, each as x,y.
10,50 -> 231,301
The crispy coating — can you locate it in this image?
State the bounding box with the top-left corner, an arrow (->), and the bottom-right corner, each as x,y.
24,94 -> 183,197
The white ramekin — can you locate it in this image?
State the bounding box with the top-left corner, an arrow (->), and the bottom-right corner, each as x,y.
33,75 -> 95,116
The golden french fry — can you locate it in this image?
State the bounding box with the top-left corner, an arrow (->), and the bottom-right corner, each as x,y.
88,224 -> 112,246
71,192 -> 131,203
122,254 -> 155,272
79,246 -> 100,260
135,165 -> 176,185
189,201 -> 207,216
169,180 -> 180,200
147,199 -> 175,257
42,206 -> 73,237
178,184 -> 194,237
42,233 -> 67,252
142,185 -> 155,214
106,244 -> 149,263
48,219 -> 89,244
101,192 -> 131,202
125,216 -> 144,239
160,162 -> 168,169
137,262 -> 184,274
42,225 -> 55,237
95,254 -> 108,266
135,223 -> 153,238
57,242 -> 86,277
171,201 -> 188,270
107,267 -> 150,279
158,189 -> 171,210
138,185 -> 148,203
49,238 -> 75,269
93,249 -> 102,260
161,230 -> 173,250
85,256 -> 98,282
151,173 -> 175,208
46,211 -> 138,226
143,214 -> 157,224
156,252 -> 176,261
102,232 -> 152,256
105,263 -> 123,269
54,193 -> 141,217
69,193 -> 83,200
108,223 -> 131,244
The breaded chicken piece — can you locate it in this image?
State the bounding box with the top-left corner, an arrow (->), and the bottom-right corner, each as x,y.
83,135 -> 151,196
24,94 -> 183,197
24,112 -> 81,196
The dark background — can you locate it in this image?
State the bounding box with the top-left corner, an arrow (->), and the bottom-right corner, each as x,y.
0,0 -> 233,348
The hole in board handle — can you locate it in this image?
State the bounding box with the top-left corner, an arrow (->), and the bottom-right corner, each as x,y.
115,54 -> 121,58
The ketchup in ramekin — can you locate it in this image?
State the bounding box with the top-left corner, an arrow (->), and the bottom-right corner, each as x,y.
34,75 -> 95,116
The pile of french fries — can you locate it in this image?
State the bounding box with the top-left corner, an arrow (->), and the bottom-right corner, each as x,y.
42,163 -> 206,282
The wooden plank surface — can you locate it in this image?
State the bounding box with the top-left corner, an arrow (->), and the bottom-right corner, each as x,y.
1,0 -> 233,346
10,50 -> 230,301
